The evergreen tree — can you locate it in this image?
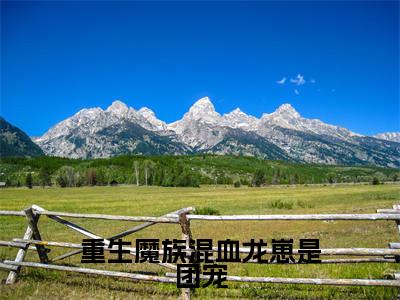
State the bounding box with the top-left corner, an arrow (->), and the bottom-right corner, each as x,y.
252,169 -> 266,187
39,166 -> 51,187
25,172 -> 33,189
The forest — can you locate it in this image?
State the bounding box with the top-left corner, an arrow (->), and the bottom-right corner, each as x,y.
0,155 -> 398,188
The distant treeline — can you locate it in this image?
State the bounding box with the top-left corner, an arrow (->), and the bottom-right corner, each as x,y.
0,155 -> 399,188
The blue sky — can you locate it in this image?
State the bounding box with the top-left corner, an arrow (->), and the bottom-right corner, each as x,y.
1,1 -> 399,136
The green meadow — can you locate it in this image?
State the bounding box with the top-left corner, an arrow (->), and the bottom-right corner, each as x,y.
0,184 -> 399,299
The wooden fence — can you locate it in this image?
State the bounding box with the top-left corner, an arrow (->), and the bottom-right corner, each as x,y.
1,204 -> 400,299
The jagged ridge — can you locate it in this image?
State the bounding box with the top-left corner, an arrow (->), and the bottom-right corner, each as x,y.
33,97 -> 399,167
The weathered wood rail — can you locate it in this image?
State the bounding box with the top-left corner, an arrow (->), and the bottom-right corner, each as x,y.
1,204 -> 400,299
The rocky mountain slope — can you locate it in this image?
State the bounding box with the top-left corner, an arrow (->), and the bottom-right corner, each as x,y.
0,117 -> 44,157
373,132 -> 400,143
33,97 -> 400,167
35,101 -> 186,159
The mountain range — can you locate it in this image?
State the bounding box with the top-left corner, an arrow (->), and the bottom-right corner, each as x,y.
28,97 -> 399,168
1,97 -> 398,167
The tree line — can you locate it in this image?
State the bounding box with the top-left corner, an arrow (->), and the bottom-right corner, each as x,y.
1,155 -> 398,188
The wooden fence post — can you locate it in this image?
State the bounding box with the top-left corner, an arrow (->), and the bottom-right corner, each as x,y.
391,205 -> 400,265
24,207 -> 49,264
6,225 -> 33,284
6,206 -> 50,284
179,212 -> 193,300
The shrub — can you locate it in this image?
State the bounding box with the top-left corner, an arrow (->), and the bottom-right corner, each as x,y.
268,200 -> 294,210
55,166 -> 75,187
194,207 -> 220,215
372,177 -> 380,185
233,181 -> 241,188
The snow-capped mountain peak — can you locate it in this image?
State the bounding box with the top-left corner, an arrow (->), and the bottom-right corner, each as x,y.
258,103 -> 361,140
182,96 -> 221,123
192,96 -> 213,107
259,103 -> 301,129
138,107 -> 167,131
106,100 -> 130,115
188,97 -> 218,116
138,107 -> 155,117
227,108 -> 244,115
166,97 -> 223,148
273,103 -> 301,118
223,107 -> 258,130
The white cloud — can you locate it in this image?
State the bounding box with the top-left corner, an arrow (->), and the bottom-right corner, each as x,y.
290,74 -> 306,86
276,77 -> 287,84
294,89 -> 299,95
310,79 -> 316,84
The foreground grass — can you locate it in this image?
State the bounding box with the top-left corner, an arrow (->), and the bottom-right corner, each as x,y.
0,184 -> 399,299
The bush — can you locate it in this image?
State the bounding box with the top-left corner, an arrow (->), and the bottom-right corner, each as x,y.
55,166 -> 76,187
233,181 -> 241,188
372,177 -> 380,185
194,207 -> 220,215
268,200 -> 294,210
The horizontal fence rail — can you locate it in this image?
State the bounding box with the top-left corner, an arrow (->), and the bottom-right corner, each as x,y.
187,214 -> 400,221
2,260 -> 400,288
2,239 -> 400,257
0,204 -> 399,300
0,210 -> 26,216
36,210 -> 180,223
4,260 -> 177,284
3,210 -> 400,221
164,272 -> 400,287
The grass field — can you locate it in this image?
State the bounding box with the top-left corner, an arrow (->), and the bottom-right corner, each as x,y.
0,184 -> 399,299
